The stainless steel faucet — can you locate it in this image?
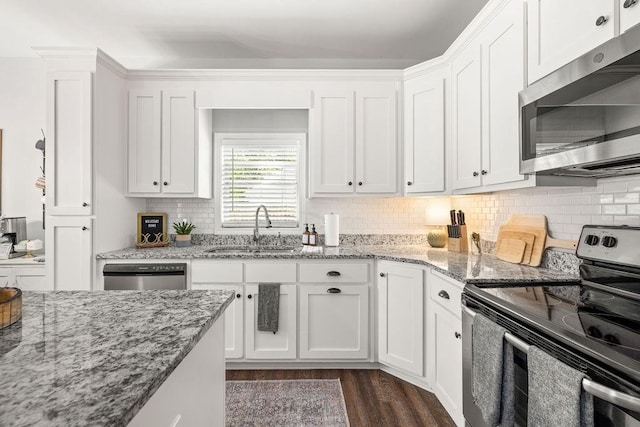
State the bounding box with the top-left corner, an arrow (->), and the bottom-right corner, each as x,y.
253,205 -> 272,243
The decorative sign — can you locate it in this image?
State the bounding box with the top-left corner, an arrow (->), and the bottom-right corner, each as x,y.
137,213 -> 169,247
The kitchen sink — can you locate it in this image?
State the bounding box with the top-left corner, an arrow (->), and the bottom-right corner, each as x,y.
206,245 -> 297,254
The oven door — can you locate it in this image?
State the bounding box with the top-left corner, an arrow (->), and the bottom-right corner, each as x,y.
462,299 -> 640,427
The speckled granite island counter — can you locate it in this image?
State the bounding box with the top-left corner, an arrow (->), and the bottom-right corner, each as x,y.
0,290 -> 235,427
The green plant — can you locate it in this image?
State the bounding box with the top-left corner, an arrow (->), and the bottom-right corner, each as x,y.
173,220 -> 196,235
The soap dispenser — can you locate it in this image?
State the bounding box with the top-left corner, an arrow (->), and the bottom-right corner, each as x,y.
302,224 -> 310,245
309,224 -> 318,246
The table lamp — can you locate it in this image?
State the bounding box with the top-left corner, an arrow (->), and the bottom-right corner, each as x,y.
425,197 -> 451,248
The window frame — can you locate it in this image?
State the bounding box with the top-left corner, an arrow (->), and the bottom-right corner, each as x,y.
213,133 -> 306,235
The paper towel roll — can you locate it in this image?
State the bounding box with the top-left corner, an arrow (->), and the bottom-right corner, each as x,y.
324,213 -> 339,247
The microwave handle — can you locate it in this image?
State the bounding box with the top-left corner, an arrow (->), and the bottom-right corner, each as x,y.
461,304 -> 640,413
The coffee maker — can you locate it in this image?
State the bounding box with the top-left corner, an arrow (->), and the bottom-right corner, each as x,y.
0,217 -> 27,253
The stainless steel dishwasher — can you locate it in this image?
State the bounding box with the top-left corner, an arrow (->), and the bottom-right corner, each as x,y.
103,263 -> 187,290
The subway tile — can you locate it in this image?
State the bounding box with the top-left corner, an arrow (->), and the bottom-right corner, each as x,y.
614,193 -> 640,204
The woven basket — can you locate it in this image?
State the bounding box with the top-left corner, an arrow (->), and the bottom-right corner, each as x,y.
0,288 -> 22,329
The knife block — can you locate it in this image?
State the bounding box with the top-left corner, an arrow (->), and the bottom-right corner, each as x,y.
448,225 -> 469,252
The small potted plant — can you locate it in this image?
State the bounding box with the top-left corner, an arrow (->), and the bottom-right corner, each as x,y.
173,219 -> 196,247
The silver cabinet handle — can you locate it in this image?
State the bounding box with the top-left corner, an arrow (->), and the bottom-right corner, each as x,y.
596,15 -> 608,26
82,202 -> 89,207
462,304 -> 640,412
81,226 -> 88,231
379,272 -> 386,277
327,288 -> 342,294
624,0 -> 638,8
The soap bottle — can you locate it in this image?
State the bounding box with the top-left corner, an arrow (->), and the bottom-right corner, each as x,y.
302,224 -> 310,245
309,224 -> 318,246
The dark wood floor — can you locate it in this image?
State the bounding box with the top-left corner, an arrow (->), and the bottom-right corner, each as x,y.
226,369 -> 455,427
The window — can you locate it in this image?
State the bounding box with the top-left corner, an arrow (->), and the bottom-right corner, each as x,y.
215,133 -> 305,232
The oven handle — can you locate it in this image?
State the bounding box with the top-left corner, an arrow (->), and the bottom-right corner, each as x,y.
462,305 -> 640,413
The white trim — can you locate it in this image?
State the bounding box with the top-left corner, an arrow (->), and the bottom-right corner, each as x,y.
213,132 -> 307,235
126,69 -> 403,81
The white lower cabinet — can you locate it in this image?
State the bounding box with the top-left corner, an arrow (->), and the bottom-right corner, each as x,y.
245,284 -> 298,360
299,284 -> 369,359
377,261 -> 425,376
191,283 -> 244,359
427,270 -> 464,426
0,266 -> 46,290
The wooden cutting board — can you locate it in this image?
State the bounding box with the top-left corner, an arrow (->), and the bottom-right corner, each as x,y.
503,215 -> 578,267
496,238 -> 526,264
496,228 -> 536,264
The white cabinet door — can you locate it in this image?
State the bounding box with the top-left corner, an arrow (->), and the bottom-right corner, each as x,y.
355,86 -> 397,194
0,268 -> 12,287
451,44 -> 482,190
431,303 -> 463,425
128,90 -> 162,194
480,0 -> 526,187
299,284 -> 369,359
245,284 -> 297,359
621,0 -> 640,33
14,267 -> 47,291
309,89 -> 355,195
45,216 -> 92,291
161,90 -> 195,194
404,71 -> 446,194
377,261 -> 424,376
192,284 -> 244,359
528,0 -> 616,84
46,71 -> 93,215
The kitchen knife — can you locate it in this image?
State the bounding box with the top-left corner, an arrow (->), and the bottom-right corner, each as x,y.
457,211 -> 462,226
450,210 -> 457,225
460,210 -> 465,225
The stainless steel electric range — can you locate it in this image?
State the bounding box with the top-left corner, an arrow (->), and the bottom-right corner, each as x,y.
462,225 -> 640,427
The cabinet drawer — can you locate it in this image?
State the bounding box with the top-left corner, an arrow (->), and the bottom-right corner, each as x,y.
245,262 -> 297,283
298,262 -> 369,283
191,261 -> 243,283
430,271 -> 463,318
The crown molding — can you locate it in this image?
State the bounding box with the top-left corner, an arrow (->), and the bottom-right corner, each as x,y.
96,49 -> 127,79
126,68 -> 403,81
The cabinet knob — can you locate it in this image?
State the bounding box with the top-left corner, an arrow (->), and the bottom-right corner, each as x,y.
81,226 -> 88,231
327,288 -> 342,294
326,271 -> 341,277
624,0 -> 638,8
153,181 -> 158,186
455,332 -> 461,339
82,202 -> 89,207
247,294 -> 252,299
472,171 -> 479,177
348,181 -> 353,186
358,182 -> 363,186
438,290 -> 450,300
407,181 -> 413,186
481,170 -> 488,176
163,181 -> 168,186
236,293 -> 241,299
379,272 -> 386,277
596,15 -> 608,26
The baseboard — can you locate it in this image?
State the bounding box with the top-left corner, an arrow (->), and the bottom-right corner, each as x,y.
226,361 -> 379,370
378,364 -> 433,393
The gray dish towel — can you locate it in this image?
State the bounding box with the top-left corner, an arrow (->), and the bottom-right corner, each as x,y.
472,313 -> 516,427
528,346 -> 594,427
257,283 -> 280,334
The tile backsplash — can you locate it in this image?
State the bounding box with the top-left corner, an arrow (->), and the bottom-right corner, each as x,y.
147,175 -> 640,242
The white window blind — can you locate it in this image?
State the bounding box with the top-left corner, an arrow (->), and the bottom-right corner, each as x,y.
221,142 -> 300,228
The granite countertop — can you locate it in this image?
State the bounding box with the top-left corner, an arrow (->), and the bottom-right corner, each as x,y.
97,244 -> 580,285
0,290 -> 235,427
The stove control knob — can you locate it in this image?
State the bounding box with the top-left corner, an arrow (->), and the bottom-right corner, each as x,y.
585,235 -> 600,246
604,334 -> 620,345
587,326 -> 602,339
602,236 -> 618,248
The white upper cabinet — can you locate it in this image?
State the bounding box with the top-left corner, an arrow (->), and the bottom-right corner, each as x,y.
403,69 -> 446,194
128,89 -> 210,198
46,71 -> 93,215
355,85 -> 398,194
452,0 -> 526,191
480,0 -> 526,187
528,0 -> 616,84
309,89 -> 355,194
309,83 -> 398,196
451,42 -> 482,190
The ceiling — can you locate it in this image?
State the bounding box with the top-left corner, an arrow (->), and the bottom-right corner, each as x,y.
0,0 -> 489,69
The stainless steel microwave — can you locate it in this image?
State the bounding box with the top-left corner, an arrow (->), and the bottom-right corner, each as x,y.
520,23 -> 640,178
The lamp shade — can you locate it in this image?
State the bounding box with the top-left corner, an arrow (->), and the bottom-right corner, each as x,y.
425,197 -> 451,225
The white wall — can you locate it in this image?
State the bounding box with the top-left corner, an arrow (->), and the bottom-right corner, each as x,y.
0,58 -> 46,240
